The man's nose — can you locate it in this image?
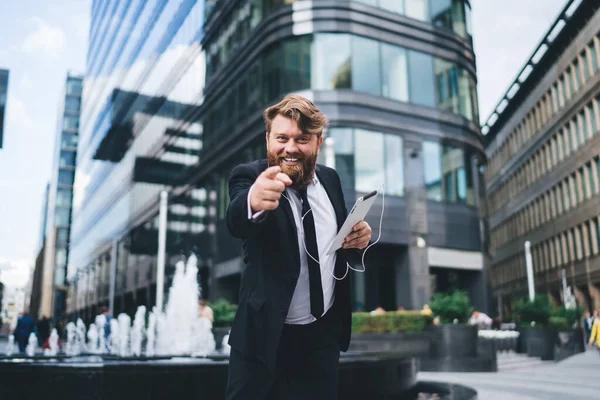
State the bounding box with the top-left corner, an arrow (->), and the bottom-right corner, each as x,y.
285,141 -> 298,154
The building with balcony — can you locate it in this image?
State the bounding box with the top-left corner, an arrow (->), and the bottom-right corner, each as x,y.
0,68 -> 8,149
484,0 -> 600,315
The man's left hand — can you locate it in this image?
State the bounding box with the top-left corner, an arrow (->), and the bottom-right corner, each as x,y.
343,221 -> 372,249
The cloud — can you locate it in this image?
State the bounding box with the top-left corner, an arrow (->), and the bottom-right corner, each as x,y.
20,16 -> 66,58
0,259 -> 31,289
6,95 -> 36,132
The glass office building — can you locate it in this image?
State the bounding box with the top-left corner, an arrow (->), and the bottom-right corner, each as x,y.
68,0 -> 206,321
195,0 -> 486,312
0,68 -> 8,149
31,74 -> 84,321
69,0 -> 487,320
484,0 -> 600,315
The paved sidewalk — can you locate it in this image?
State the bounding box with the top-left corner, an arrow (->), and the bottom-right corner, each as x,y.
418,350 -> 600,400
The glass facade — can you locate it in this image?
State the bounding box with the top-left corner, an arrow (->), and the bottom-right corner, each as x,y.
204,33 -> 478,149
206,0 -> 473,79
0,69 -> 8,149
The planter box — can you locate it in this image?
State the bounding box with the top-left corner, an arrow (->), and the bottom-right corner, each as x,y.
517,326 -> 555,360
349,332 -> 430,358
427,324 -> 478,358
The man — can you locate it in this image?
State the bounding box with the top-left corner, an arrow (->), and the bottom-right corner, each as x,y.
583,311 -> 594,345
13,310 -> 35,353
225,94 -> 372,399
469,310 -> 493,330
199,298 -> 214,322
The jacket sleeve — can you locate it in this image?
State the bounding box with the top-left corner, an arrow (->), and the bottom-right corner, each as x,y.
227,163 -> 268,239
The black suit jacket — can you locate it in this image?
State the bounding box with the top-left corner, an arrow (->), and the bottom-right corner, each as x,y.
226,159 -> 354,371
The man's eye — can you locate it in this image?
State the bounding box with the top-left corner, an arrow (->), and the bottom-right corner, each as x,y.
298,137 -> 309,143
277,136 -> 287,141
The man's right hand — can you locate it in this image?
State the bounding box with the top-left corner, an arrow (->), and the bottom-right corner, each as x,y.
250,166 -> 292,212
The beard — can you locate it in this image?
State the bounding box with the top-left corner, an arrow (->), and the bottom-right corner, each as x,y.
267,149 -> 318,190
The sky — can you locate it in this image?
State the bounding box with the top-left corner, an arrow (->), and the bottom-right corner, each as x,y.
0,0 -> 569,289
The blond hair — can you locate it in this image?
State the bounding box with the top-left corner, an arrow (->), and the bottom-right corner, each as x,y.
263,94 -> 328,138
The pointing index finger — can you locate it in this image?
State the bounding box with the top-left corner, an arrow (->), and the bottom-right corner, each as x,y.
262,166 -> 281,179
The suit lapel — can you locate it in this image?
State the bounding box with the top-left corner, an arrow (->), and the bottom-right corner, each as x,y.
315,165 -> 345,230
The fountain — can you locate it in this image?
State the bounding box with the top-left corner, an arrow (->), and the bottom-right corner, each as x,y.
26,332 -> 37,357
0,254 -> 477,399
5,335 -> 15,356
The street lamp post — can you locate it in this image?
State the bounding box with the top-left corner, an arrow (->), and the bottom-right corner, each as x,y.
524,240 -> 535,302
156,190 -> 168,312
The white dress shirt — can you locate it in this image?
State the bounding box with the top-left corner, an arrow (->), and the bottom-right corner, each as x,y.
247,176 -> 338,324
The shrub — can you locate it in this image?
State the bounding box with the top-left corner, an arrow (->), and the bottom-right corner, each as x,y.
351,311 -> 431,334
548,316 -> 569,332
513,294 -> 552,326
210,299 -> 238,327
551,305 -> 582,326
429,291 -> 473,324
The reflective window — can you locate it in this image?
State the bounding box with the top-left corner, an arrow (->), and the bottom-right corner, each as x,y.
355,129 -> 385,192
590,42 -> 599,74
330,128 -> 355,192
424,142 -> 442,201
352,36 -> 381,96
57,228 -> 70,246
424,141 -> 475,205
381,43 -> 408,102
55,208 -> 71,226
66,79 -> 83,96
56,189 -> 73,207
61,132 -> 78,149
65,96 -> 81,113
312,34 -> 351,90
385,134 -> 404,196
408,51 -> 436,107
58,169 -> 75,186
405,0 -> 428,21
380,0 -> 404,13
63,115 -> 80,131
60,150 -> 76,167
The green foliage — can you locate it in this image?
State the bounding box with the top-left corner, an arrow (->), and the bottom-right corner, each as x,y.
548,316 -> 569,332
551,305 -> 583,325
429,291 -> 473,324
351,311 -> 431,334
210,299 -> 238,327
513,294 -> 553,326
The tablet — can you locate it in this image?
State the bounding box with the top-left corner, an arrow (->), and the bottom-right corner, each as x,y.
325,189 -> 379,255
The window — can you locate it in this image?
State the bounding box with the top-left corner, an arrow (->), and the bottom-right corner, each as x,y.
64,96 -> 81,113
59,150 -> 76,167
384,134 -> 404,196
66,79 -> 82,96
352,36 -> 381,96
587,162 -> 596,195
330,128 -> 354,192
589,42 -> 599,74
380,0 -> 404,13
424,141 -> 442,201
581,51 -> 590,80
355,129 -> 385,192
381,44 -> 408,102
56,189 -> 72,207
63,115 -> 79,131
58,169 -> 74,186
57,228 -> 70,246
408,51 -> 435,107
405,0 -> 428,21
61,132 -> 78,149
55,208 -> 71,226
312,34 -> 351,90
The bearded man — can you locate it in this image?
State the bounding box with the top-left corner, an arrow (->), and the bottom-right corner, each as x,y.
224,94 -> 372,399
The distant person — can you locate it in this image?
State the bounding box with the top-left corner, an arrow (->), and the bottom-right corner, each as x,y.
469,310 -> 493,329
491,316 -> 502,330
370,306 -> 386,315
37,316 -> 51,347
13,310 -> 35,353
199,299 -> 214,322
583,311 -> 594,345
588,310 -> 600,354
101,306 -> 112,341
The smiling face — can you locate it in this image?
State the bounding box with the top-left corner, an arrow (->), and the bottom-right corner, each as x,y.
266,114 -> 323,189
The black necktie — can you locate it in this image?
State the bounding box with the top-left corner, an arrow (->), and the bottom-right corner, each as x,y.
299,188 -> 324,319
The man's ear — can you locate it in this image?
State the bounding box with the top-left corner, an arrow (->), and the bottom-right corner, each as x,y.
265,131 -> 269,149
317,135 -> 324,149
